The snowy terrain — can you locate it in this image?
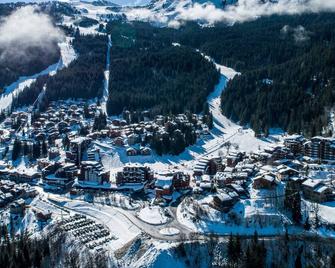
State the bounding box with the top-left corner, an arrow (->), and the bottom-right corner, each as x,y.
137,206 -> 168,225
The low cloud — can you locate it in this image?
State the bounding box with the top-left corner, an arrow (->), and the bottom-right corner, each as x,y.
175,0 -> 335,25
125,0 -> 335,27
281,24 -> 311,43
0,6 -> 64,62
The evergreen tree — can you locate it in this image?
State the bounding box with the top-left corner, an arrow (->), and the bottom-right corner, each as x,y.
83,103 -> 90,119
227,233 -> 235,264
42,140 -> 48,157
12,139 -> 21,161
79,124 -> 89,136
33,142 -> 41,159
294,254 -> 302,268
234,234 -> 242,262
62,135 -> 70,150
93,113 -> 107,131
304,217 -> 311,230
23,142 -> 29,156
284,182 -> 302,224
207,112 -> 214,129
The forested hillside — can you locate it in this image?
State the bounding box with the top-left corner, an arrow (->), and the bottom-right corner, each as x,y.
44,33 -> 106,102
104,16 -> 335,135
9,11 -> 335,136
0,3 -> 60,93
213,14 -> 335,136
110,14 -> 334,136
0,43 -> 60,92
13,32 -> 107,109
105,21 -> 220,116
0,2 -> 73,92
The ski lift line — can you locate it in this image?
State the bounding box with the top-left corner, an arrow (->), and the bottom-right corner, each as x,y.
199,130 -> 239,160
15,84 -> 47,134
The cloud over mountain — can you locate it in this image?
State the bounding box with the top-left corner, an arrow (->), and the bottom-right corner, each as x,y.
0,6 -> 64,62
124,0 -> 335,27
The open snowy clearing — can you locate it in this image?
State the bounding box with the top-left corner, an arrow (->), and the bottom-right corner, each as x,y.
305,199 -> 335,224
159,227 -> 180,236
137,206 -> 169,225
175,189 -> 290,236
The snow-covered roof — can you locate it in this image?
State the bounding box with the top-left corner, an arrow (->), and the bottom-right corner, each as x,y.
314,185 -> 331,194
214,193 -> 233,202
71,136 -> 90,144
264,174 -> 276,183
229,183 -> 244,193
302,179 -> 321,189
155,175 -> 173,188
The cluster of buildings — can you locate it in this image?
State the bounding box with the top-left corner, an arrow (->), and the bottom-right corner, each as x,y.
284,135 -> 335,161
0,180 -> 38,214
0,98 -> 335,220
114,164 -> 191,202
190,135 -> 335,212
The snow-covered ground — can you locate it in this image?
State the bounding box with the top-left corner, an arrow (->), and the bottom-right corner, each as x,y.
159,227 -> 180,236
137,206 -> 169,225
174,181 -> 290,236
176,198 -> 288,236
304,199 -> 335,225
0,37 -> 76,112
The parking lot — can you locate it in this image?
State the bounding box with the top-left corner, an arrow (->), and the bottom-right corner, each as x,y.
59,214 -> 117,250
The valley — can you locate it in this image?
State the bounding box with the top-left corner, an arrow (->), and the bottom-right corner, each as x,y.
0,1 -> 335,268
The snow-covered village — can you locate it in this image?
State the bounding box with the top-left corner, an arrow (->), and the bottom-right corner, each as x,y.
1,0 -> 335,267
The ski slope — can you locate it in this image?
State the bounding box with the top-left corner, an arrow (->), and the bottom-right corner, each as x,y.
101,35 -> 112,115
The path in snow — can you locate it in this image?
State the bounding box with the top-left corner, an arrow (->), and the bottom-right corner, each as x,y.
201,53 -> 269,154
0,37 -> 77,112
101,35 -> 112,115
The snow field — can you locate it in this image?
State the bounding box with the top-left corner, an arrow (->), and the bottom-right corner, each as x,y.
137,206 -> 169,225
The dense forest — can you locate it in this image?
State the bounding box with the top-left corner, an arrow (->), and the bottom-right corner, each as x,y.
0,3 -> 71,92
0,223 -> 108,268
74,17 -> 99,28
44,32 -> 106,102
105,21 -> 220,116
0,43 -> 60,92
0,225 -> 51,268
214,14 -> 335,136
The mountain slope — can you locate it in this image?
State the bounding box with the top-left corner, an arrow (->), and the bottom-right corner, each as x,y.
219,13 -> 335,136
